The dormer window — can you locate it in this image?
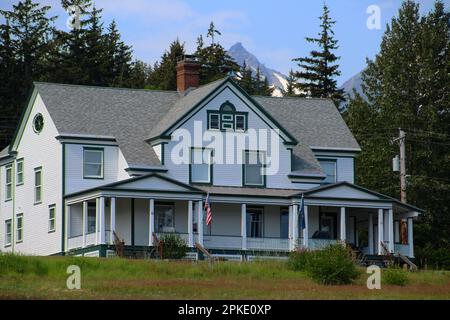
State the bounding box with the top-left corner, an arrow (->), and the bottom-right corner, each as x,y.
207,101 -> 247,132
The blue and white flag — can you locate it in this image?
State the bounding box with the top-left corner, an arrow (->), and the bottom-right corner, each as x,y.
299,194 -> 306,230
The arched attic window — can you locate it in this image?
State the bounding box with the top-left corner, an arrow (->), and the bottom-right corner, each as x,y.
207,101 -> 247,131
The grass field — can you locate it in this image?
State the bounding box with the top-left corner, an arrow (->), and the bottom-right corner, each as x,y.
1,254 -> 450,299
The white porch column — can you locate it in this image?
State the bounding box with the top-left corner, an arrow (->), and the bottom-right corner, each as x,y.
110,197 -> 116,244
368,213 -> 374,254
98,197 -> 106,244
291,204 -> 299,250
188,200 -> 194,247
340,207 -> 346,242
82,201 -> 87,248
197,200 -> 203,246
95,198 -> 99,245
408,218 -> 414,257
378,209 -> 384,255
149,199 -> 154,246
65,204 -> 70,252
302,205 -> 309,248
388,209 -> 394,253
241,203 -> 247,250
288,205 -> 293,242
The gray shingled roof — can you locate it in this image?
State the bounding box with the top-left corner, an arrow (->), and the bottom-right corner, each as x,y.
198,185 -> 302,197
33,79 -> 359,174
34,82 -> 179,167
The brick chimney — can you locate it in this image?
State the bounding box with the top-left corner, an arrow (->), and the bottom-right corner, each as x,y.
176,55 -> 200,93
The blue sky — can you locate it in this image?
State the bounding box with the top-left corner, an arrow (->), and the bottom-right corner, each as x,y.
1,0 -> 444,85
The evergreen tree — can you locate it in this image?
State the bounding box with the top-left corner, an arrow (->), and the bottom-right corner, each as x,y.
292,3 -> 344,103
195,21 -> 239,84
282,69 -> 297,97
253,67 -> 273,96
345,1 -> 450,268
128,59 -> 151,89
106,20 -> 133,87
237,61 -> 255,94
148,39 -> 185,90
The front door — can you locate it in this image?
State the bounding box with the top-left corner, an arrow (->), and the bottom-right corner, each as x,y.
319,209 -> 337,239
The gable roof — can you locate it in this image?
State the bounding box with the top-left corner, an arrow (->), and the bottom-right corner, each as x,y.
21,79 -> 360,176
33,82 -> 179,167
300,181 -> 424,213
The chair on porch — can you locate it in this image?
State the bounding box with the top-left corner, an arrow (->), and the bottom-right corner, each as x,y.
113,231 -> 125,258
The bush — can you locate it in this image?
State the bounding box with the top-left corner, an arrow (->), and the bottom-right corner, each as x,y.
160,234 -> 188,259
383,267 -> 409,286
415,245 -> 450,270
297,244 -> 359,285
287,249 -> 312,271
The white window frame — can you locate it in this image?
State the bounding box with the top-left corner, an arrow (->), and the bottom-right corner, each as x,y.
16,214 -> 23,243
16,158 -> 24,186
34,167 -> 42,204
49,204 -> 56,233
5,165 -> 12,201
83,148 -> 104,179
5,219 -> 12,246
243,151 -> 265,187
208,113 -> 220,130
190,148 -> 212,184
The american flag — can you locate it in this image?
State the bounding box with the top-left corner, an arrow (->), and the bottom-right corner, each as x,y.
205,192 -> 212,226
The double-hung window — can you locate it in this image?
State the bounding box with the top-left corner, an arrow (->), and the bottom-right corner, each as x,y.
16,159 -> 24,185
87,202 -> 96,233
5,220 -> 12,246
34,167 -> 42,204
243,151 -> 265,187
155,203 -> 175,233
5,165 -> 12,201
208,113 -> 219,130
83,148 -> 104,179
16,214 -> 23,243
190,148 -> 212,184
247,207 -> 263,238
319,160 -> 336,184
49,204 -> 56,232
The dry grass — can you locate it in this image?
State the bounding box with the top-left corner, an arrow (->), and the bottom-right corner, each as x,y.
0,254 -> 449,300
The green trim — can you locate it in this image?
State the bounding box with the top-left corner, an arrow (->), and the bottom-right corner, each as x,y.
32,113 -> 44,134
15,158 -> 24,186
56,135 -> 117,142
311,148 -> 360,154
83,147 -> 104,179
189,147 -> 213,185
61,143 -> 66,254
242,150 -> 266,188
161,142 -> 167,166
156,78 -> 297,144
9,87 -> 38,152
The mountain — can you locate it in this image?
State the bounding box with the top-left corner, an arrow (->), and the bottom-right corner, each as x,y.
340,71 -> 364,100
228,42 -> 289,96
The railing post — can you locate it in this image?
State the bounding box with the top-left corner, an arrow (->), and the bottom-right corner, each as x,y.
197,200 -> 203,246
188,200 -> 194,247
149,199 -> 154,246
368,213 -> 374,254
378,209 -> 384,255
82,201 -> 87,248
241,203 -> 247,250
302,205 -> 309,248
65,204 -> 70,252
408,218 -> 414,258
110,197 -> 116,244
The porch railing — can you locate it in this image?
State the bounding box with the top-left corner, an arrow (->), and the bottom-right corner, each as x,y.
247,237 -> 290,251
203,235 -> 242,249
394,244 -> 410,257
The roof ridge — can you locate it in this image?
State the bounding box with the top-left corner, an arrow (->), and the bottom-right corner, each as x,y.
253,94 -> 334,102
33,81 -> 179,94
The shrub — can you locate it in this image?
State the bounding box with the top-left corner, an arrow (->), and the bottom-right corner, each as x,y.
383,267 -> 409,286
287,249 -> 312,271
160,234 -> 188,259
415,245 -> 450,270
304,244 -> 359,285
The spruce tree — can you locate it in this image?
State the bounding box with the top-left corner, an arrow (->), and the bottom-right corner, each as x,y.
195,21 -> 239,84
237,61 -> 255,94
283,69 -> 297,97
106,20 -> 132,87
345,0 -> 450,268
148,39 -> 185,90
292,4 -> 344,103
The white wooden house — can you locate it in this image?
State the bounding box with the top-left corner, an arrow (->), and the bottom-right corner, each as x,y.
0,56 -> 422,259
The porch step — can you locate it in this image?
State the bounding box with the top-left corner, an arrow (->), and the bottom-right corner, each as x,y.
360,255 -> 390,268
